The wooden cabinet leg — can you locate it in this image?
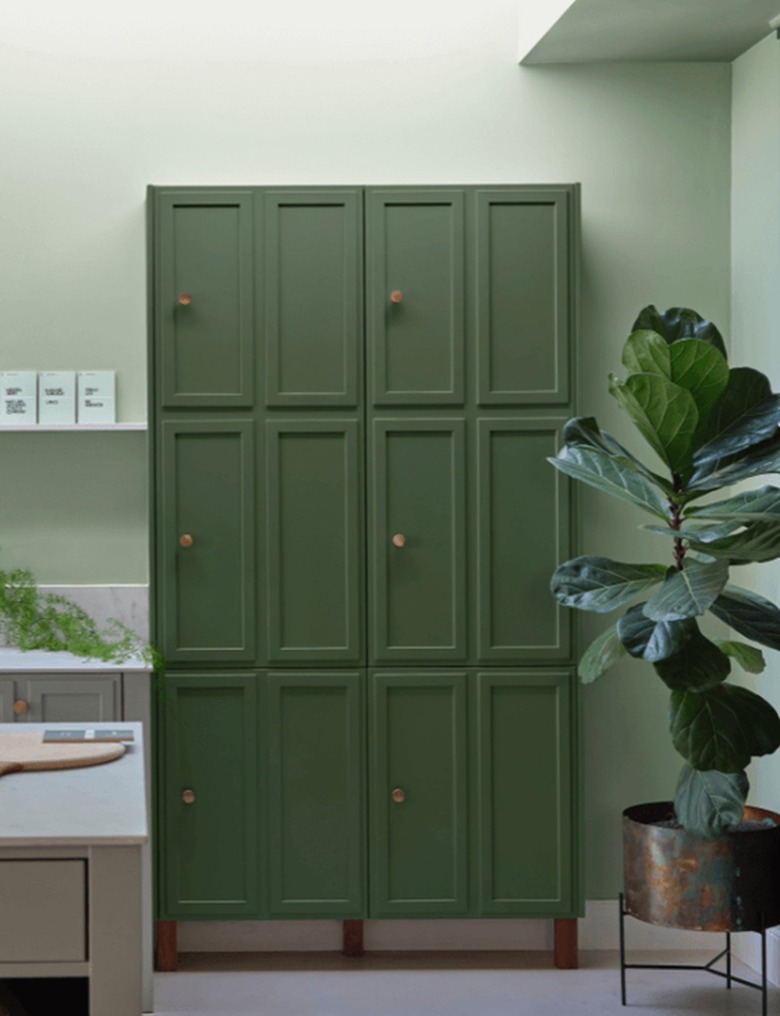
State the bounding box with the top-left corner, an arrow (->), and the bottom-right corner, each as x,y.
342,919 -> 364,957
553,918 -> 578,969
155,920 -> 178,972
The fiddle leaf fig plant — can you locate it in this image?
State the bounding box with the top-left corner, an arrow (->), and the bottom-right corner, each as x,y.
550,305 -> 780,839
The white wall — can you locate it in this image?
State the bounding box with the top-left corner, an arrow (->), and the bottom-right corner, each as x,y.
731,32 -> 780,816
0,0 -> 733,897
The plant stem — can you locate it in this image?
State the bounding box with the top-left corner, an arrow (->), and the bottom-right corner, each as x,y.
669,473 -> 686,571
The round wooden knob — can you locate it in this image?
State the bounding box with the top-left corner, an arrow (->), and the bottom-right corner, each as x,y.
182,789 -> 196,805
13,700 -> 29,716
391,533 -> 406,548
390,290 -> 404,304
391,788 -> 406,804
179,534 -> 194,548
178,292 -> 193,306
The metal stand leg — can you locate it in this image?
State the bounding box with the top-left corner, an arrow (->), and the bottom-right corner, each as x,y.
619,894 -> 771,1011
726,930 -> 732,989
618,892 -> 627,1006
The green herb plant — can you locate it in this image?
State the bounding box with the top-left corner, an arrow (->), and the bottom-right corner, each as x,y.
0,562 -> 161,672
550,305 -> 780,838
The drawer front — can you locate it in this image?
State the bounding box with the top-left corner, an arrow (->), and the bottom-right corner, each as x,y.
0,860 -> 86,962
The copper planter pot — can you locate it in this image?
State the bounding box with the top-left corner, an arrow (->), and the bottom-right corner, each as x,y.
623,802 -> 780,932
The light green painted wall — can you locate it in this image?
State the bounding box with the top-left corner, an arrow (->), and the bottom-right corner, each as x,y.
0,1 -> 733,897
731,33 -> 780,817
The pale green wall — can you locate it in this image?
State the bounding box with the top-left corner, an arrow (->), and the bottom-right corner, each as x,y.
0,1 -> 733,896
731,33 -> 780,817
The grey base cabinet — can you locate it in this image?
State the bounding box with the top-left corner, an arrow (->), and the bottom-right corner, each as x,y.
148,184 -> 582,928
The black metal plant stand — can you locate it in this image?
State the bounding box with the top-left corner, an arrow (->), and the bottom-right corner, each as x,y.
619,892 -> 771,1015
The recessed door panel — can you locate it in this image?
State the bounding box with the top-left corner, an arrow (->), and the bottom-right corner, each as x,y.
475,189 -> 571,405
263,191 -> 361,406
266,671 -> 364,916
160,421 -> 255,662
475,670 -> 573,914
157,191 -> 254,407
369,671 -> 468,916
371,420 -> 466,662
265,420 -> 363,663
476,419 -> 570,661
24,676 -> 120,722
367,190 -> 465,405
161,673 -> 259,917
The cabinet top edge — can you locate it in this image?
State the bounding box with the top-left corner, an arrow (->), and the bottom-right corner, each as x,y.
0,648 -> 150,673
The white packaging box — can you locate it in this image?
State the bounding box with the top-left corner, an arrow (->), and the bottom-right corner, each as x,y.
77,371 -> 116,424
38,371 -> 76,425
0,371 -> 37,425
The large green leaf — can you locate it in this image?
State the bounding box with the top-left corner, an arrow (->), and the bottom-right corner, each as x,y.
709,584 -> 780,651
717,640 -> 766,674
548,446 -> 670,519
670,683 -> 780,772
609,372 -> 698,477
642,559 -> 729,620
632,305 -> 727,357
550,557 -> 667,613
617,604 -> 696,662
685,429 -> 780,495
674,764 -> 748,839
681,519 -> 780,564
643,520 -> 743,544
561,416 -> 674,494
578,623 -> 626,684
685,485 -> 780,522
690,367 -> 779,474
653,627 -> 731,691
669,340 -> 729,442
622,330 -> 671,377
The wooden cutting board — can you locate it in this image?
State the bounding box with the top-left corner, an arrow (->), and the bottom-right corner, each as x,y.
0,731 -> 125,777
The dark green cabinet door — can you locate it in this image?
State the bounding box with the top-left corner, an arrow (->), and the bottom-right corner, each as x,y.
366,189 -> 465,405
475,188 -> 573,405
474,670 -> 574,915
262,190 -> 362,407
159,420 -> 255,662
265,671 -> 364,916
370,419 -> 467,662
475,418 -> 571,662
369,671 -> 469,916
160,673 -> 259,918
265,420 -> 363,663
156,190 -> 254,408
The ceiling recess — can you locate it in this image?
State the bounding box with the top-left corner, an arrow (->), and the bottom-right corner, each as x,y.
521,0 -> 780,64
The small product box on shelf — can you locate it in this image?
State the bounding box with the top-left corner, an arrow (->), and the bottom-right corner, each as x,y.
38,371 -> 76,425
77,371 -> 116,424
0,371 -> 37,425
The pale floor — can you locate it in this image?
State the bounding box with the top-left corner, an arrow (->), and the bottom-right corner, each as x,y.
151,951 -> 778,1016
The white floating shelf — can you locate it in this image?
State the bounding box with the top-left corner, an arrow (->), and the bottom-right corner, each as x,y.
0,423 -> 147,432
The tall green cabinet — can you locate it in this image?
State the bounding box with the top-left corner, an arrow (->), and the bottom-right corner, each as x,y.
148,184 -> 581,942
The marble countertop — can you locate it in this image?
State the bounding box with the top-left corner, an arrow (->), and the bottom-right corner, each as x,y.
0,722 -> 148,846
0,647 -> 150,673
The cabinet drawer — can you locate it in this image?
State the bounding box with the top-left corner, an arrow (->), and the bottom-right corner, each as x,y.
0,860 -> 86,962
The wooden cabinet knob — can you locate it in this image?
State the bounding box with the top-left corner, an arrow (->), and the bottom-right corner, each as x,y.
391,788 -> 406,804
182,789 -> 196,804
390,290 -> 404,304
391,533 -> 406,548
179,534 -> 194,548
178,292 -> 193,306
13,700 -> 29,716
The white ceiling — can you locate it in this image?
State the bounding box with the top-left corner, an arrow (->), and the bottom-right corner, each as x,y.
521,0 -> 780,64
